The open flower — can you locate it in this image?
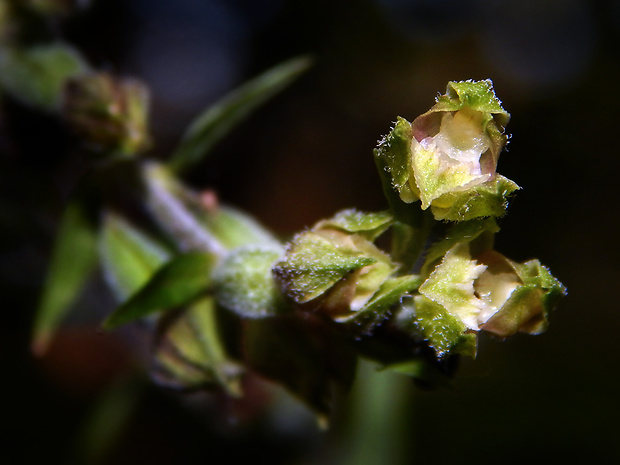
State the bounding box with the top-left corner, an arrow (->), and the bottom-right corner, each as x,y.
375,80 -> 519,222
406,241 -> 566,357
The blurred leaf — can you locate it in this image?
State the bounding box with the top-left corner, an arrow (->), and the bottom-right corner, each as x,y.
198,205 -> 281,250
103,251 -> 216,330
99,211 -> 171,302
32,198 -> 98,355
0,43 -> 89,111
214,245 -> 286,319
141,163 -> 227,255
167,55 -> 313,173
75,373 -> 143,464
244,313 -> 357,422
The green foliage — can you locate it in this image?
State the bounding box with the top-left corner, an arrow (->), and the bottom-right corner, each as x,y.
32,198 -> 98,355
103,252 -> 216,330
168,55 -> 313,173
99,211 -> 171,301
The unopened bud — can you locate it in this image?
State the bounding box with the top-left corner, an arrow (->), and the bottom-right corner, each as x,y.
274,210 -> 396,320
62,72 -> 151,155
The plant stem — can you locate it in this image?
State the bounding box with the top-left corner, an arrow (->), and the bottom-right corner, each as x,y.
338,359 -> 414,465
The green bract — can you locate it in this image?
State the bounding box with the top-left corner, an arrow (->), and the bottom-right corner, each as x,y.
375,80 -> 518,222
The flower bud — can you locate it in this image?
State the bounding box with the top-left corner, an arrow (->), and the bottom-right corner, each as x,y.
375,80 -> 519,222
273,210 -> 397,321
406,241 -> 566,357
62,72 -> 151,155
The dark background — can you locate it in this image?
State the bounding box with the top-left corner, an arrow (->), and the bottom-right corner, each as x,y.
2,0 -> 619,463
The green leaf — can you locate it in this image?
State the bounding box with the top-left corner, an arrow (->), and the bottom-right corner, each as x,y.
429,175 -> 520,221
214,245 -> 286,318
103,251 -> 216,330
0,43 -> 89,111
244,313 -> 357,421
32,199 -> 98,355
399,295 -> 477,359
168,55 -> 313,173
99,211 -> 171,301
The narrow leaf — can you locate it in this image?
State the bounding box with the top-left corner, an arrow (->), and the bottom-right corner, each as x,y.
99,211 -> 171,302
168,55 -> 313,173
103,252 -> 216,330
32,199 -> 98,355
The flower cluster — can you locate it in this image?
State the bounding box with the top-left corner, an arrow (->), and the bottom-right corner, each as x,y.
276,80 -> 565,362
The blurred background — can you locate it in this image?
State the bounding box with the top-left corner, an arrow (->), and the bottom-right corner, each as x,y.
2,0 -> 618,463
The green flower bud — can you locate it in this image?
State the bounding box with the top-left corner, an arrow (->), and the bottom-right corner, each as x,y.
409,241 -> 566,357
273,210 -> 397,320
375,80 -> 519,222
62,72 -> 151,155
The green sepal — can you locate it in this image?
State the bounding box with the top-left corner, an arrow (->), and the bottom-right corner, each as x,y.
244,313 -> 357,422
214,245 -> 287,318
339,274 -> 423,326
420,218 -> 499,277
399,295 -> 477,358
152,297 -> 243,395
419,242 -> 487,331
168,55 -> 313,173
429,175 -> 520,222
32,197 -> 98,355
273,230 -> 377,304
374,117 -> 423,225
434,80 -> 510,125
99,211 -> 171,302
315,209 -> 393,241
481,259 -> 566,337
103,251 -> 216,330
0,43 -> 89,111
